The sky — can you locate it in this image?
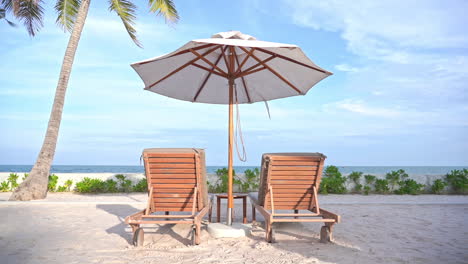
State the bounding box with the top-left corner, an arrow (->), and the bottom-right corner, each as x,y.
0,0 -> 467,166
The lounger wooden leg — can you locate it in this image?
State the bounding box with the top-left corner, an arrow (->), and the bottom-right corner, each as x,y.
251,204 -> 256,224
130,224 -> 139,233
294,209 -> 298,219
243,197 -> 247,224
320,223 -> 334,243
265,221 -> 275,243
217,196 -> 221,223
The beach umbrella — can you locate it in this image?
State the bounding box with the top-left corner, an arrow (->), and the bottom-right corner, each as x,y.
131,31 -> 332,225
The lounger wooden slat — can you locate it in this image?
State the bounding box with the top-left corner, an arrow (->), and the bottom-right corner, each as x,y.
274,161 -> 321,166
147,158 -> 195,163
151,174 -> 197,178
149,163 -> 196,169
125,148 -> 211,246
153,179 -> 196,184
271,171 -> 318,176
249,152 -> 340,243
271,166 -> 318,171
149,168 -> 196,174
153,193 -> 194,198
145,153 -> 195,158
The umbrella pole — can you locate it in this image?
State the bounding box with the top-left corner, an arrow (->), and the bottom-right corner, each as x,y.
227,78 -> 234,226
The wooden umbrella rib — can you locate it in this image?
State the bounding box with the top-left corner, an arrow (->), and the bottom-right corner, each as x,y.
234,48 -> 255,75
190,49 -> 228,76
146,45 -> 220,89
192,50 -> 225,101
238,46 -> 303,95
237,66 -> 267,78
238,55 -> 276,76
255,47 -> 331,75
191,63 -> 227,78
138,43 -> 216,65
232,48 -> 251,103
221,46 -> 231,74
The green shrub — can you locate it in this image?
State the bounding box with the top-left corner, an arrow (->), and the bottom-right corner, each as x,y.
7,173 -> 19,191
385,169 -> 409,191
75,177 -> 106,193
239,168 -> 260,192
56,179 -> 73,192
22,173 -> 29,181
115,174 -> 133,192
348,171 -> 363,193
48,174 -> 59,192
319,166 -> 346,194
375,179 -> 390,194
0,181 -> 9,192
363,174 -> 377,194
133,178 -> 148,192
104,179 -> 118,193
395,179 -> 425,195
363,185 -> 371,195
431,179 -> 447,194
445,169 -> 468,194
208,168 -> 236,193
364,174 -> 376,185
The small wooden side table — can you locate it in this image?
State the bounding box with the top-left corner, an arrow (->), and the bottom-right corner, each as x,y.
215,193 -> 248,224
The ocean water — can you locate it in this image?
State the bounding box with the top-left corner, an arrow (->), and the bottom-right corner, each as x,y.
0,165 -> 466,175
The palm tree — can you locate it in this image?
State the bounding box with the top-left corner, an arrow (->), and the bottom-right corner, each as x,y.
3,0 -> 178,201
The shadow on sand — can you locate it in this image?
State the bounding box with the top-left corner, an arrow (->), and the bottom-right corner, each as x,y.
96,204 -> 193,246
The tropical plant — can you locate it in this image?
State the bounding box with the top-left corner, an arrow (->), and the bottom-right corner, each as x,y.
56,179 -> 73,192
6,0 -> 179,201
0,181 -> 9,192
445,169 -> 468,194
348,171 -> 363,193
319,166 -> 346,194
209,168 -> 237,193
115,174 -> 132,192
0,7 -> 17,27
239,168 -> 260,192
431,179 -> 447,194
363,174 -> 377,195
395,179 -> 425,195
374,179 -> 390,194
133,178 -> 147,192
75,177 -> 106,193
47,174 -> 59,192
7,173 -> 19,191
385,169 -> 409,191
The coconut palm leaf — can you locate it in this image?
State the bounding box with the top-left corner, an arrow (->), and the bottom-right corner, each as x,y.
1,0 -> 44,36
149,0 -> 178,23
55,0 -> 81,32
108,0 -> 141,47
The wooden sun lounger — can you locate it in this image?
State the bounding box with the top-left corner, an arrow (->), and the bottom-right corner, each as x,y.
125,148 -> 212,246
249,153 -> 340,243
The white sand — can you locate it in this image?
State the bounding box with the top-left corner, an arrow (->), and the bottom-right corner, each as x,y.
1,193 -> 467,264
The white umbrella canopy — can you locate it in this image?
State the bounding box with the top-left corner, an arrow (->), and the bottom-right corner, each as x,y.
131,31 -> 332,225
131,31 -> 332,104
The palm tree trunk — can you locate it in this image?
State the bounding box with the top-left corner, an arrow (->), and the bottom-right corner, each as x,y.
9,0 -> 91,201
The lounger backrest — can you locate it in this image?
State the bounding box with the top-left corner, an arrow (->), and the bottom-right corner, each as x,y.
142,148 -> 208,212
258,153 -> 326,210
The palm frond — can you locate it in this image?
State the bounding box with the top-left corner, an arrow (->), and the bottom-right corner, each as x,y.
54,0 -> 81,32
2,0 -> 44,36
148,0 -> 178,23
108,0 -> 141,47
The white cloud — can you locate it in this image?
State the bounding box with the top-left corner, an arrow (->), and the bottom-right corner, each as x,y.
335,63 -> 362,73
330,99 -> 401,118
287,0 -> 468,61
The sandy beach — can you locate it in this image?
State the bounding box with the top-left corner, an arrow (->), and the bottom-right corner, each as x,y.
1,193 -> 467,264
